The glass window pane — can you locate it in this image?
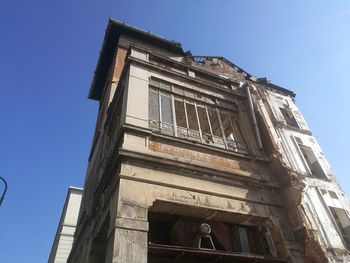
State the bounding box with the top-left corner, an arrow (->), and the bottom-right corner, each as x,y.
161,95 -> 173,124
184,89 -> 195,99
174,86 -> 184,95
231,117 -> 245,145
231,226 -> 241,252
299,145 -> 327,179
195,93 -> 206,102
149,91 -> 159,121
160,82 -> 171,91
217,99 -> 229,109
280,107 -> 299,128
220,111 -> 234,141
208,108 -> 222,137
217,99 -> 238,111
149,86 -> 159,93
206,97 -> 215,105
238,227 -> 250,253
149,79 -> 160,88
175,100 -> 187,128
197,107 -> 210,134
186,103 -> 199,131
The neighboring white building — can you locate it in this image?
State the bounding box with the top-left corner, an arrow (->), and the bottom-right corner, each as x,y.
49,187 -> 83,263
252,83 -> 350,262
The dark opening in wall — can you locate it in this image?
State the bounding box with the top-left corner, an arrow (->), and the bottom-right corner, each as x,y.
148,212 -> 270,255
279,106 -> 299,129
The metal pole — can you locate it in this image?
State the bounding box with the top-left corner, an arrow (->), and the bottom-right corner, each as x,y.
0,176 -> 8,206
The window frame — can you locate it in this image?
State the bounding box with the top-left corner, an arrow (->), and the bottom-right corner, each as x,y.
148,78 -> 249,154
291,136 -> 328,179
328,206 -> 350,250
279,105 -> 299,128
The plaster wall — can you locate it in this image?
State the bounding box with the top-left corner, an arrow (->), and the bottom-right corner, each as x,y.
264,90 -> 333,178
304,186 -> 345,249
261,87 -> 350,257
115,174 -> 291,240
118,35 -> 183,62
119,161 -> 282,210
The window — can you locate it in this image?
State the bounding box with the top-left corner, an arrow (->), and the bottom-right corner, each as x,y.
292,136 -> 327,179
148,78 -> 248,154
279,105 -> 299,128
329,191 -> 339,200
148,87 -> 174,136
219,110 -> 246,151
329,207 -> 350,249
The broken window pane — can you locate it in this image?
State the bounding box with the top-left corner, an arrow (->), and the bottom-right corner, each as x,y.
231,117 -> 246,150
195,93 -> 206,102
174,100 -> 187,128
220,111 -> 235,141
161,95 -> 173,124
186,103 -> 199,131
299,145 -> 327,179
149,91 -> 159,122
206,97 -> 215,105
197,106 -> 211,135
208,108 -> 222,137
293,136 -> 327,179
280,107 -> 299,128
148,85 -> 248,154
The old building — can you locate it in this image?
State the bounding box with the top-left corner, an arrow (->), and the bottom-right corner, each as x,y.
67,19 -> 350,263
250,82 -> 350,262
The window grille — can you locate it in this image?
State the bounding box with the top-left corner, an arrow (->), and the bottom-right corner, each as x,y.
148,78 -> 248,154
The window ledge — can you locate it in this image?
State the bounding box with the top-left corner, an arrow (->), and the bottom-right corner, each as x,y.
122,123 -> 268,162
274,121 -> 311,135
149,129 -> 268,163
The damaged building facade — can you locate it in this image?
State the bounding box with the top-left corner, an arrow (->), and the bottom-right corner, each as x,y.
67,19 -> 350,263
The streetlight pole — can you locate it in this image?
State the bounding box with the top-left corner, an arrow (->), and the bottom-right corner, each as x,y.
0,176 -> 8,206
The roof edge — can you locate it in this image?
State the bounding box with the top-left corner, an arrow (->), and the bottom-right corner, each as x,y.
88,18 -> 185,101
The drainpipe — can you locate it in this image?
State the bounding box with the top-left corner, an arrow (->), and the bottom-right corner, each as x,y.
244,84 -> 263,151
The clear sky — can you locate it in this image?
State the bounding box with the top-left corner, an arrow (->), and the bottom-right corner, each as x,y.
1,1 -> 349,262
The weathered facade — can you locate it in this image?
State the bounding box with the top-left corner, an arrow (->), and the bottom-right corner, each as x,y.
67,19 -> 350,263
251,83 -> 350,262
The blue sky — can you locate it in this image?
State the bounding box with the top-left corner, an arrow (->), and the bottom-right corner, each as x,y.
1,1 -> 349,262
